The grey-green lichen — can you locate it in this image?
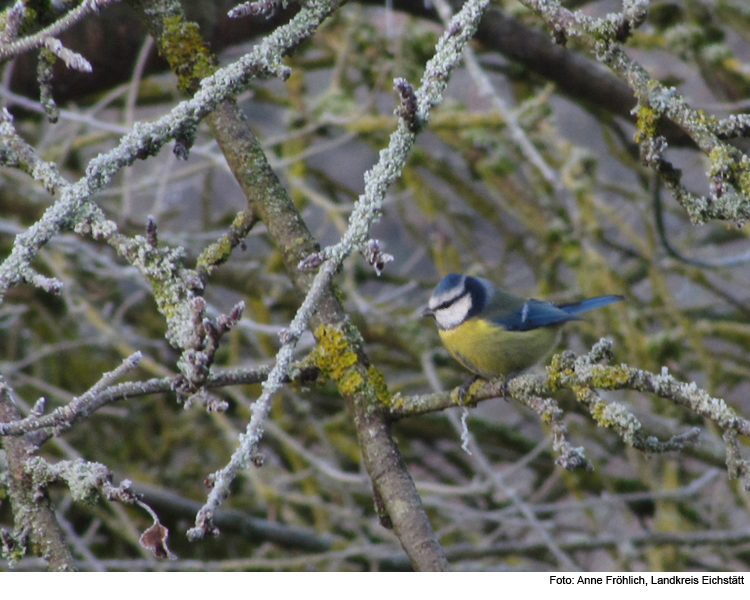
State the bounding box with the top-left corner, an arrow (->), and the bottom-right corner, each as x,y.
27,457 -> 103,505
108,232 -> 200,351
590,396 -> 642,445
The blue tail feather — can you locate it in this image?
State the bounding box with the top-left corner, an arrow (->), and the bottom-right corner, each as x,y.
558,295 -> 625,315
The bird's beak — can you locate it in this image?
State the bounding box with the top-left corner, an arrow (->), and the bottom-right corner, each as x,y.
421,307 -> 434,318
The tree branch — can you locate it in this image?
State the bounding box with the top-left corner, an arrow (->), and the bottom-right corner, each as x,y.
0,381 -> 75,571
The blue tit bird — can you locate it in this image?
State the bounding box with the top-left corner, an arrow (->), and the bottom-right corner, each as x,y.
422,273 -> 624,389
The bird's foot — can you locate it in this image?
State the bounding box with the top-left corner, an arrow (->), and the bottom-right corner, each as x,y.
500,377 -> 509,402
458,374 -> 482,404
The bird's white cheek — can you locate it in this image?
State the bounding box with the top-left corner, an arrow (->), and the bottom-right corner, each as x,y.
434,294 -> 472,330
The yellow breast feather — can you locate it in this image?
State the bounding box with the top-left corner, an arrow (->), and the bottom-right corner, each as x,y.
438,318 -> 562,379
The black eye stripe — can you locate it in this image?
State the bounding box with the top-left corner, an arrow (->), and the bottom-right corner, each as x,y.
436,291 -> 468,310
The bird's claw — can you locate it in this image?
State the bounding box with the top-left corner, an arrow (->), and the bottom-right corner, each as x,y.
457,374 -> 481,404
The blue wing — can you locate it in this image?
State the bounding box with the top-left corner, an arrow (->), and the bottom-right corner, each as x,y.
494,295 -> 624,332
